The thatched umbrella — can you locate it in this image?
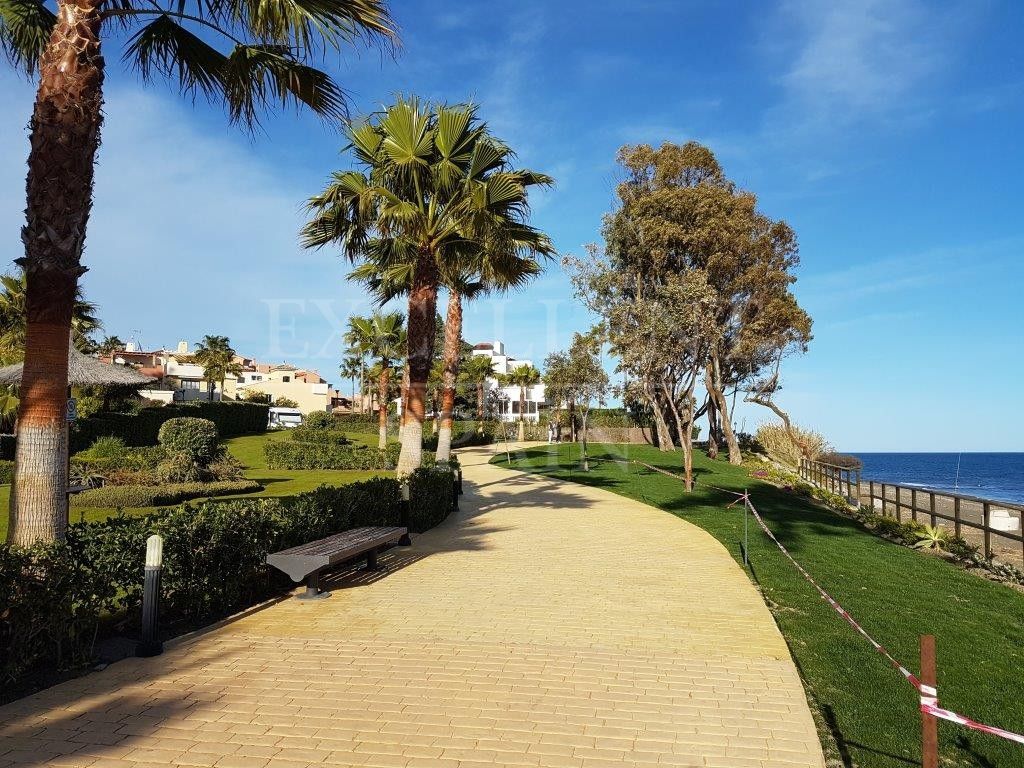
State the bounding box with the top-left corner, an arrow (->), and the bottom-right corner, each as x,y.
0,343 -> 155,387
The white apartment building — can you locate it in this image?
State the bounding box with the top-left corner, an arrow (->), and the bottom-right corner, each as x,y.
471,341 -> 547,423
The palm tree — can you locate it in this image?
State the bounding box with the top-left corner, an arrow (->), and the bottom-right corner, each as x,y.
193,335 -> 242,401
344,312 -> 404,449
2,1 -> 396,545
500,363 -> 541,442
339,353 -> 362,413
302,97 -> 553,474
461,353 -> 496,434
0,271 -> 99,365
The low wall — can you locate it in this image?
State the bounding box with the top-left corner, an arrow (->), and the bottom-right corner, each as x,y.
580,426 -> 654,444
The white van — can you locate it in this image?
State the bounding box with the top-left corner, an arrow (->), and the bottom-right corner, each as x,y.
268,407 -> 303,429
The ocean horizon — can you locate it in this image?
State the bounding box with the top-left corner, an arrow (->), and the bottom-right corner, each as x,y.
848,452 -> 1024,505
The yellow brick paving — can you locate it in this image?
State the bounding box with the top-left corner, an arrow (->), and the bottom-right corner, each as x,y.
0,445 -> 825,768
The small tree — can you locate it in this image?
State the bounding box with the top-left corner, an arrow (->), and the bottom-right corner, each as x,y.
193,335 -> 242,401
273,396 -> 299,408
461,354 -> 496,434
563,331 -> 609,471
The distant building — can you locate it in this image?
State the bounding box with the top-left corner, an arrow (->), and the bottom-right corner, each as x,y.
105,340 -> 335,414
471,341 -> 547,423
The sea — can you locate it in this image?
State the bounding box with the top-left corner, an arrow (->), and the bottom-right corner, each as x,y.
850,453 -> 1024,505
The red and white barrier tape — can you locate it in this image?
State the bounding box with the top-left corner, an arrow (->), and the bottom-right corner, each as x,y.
632,457 -> 1024,745
740,492 -> 1024,747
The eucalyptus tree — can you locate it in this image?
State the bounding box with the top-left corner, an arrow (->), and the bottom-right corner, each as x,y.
499,363 -> 541,442
1,0 -> 396,545
344,312 -> 404,448
302,98 -> 553,474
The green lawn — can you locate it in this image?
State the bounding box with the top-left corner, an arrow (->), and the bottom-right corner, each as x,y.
0,430 -> 385,540
495,443 -> 1024,768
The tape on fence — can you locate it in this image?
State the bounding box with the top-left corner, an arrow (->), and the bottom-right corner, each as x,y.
740,492 -> 1024,748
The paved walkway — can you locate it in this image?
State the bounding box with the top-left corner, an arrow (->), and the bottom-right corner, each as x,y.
0,446 -> 825,768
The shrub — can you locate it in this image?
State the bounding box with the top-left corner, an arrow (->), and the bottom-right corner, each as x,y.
0,434 -> 14,461
264,441 -> 403,470
156,453 -> 208,483
70,480 -> 262,508
301,411 -> 337,430
158,417 -> 220,462
290,426 -> 351,445
818,452 -> 864,470
274,396 -> 299,408
70,401 -> 269,451
946,536 -> 980,562
1,470 -> 454,693
754,421 -> 829,468
82,436 -> 128,460
332,412 -> 378,429
0,460 -> 13,485
71,445 -> 167,476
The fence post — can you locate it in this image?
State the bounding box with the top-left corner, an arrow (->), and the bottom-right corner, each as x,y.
920,635 -> 939,768
881,483 -> 887,516
954,497 -> 962,539
929,492 -> 936,527
911,488 -> 918,523
856,470 -> 862,505
983,502 -> 992,559
895,486 -> 902,522
870,480 -> 875,511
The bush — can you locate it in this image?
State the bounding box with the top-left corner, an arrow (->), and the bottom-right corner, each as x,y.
2,469 -> 454,692
301,411 -> 337,430
264,440 -> 403,470
332,412 -> 379,429
72,445 -> 167,475
70,480 -> 262,508
290,426 -> 351,445
0,434 -> 14,461
0,460 -> 13,485
158,417 -> 220,462
818,451 -> 864,470
82,436 -> 128,460
70,401 -> 269,451
155,453 -> 208,483
754,421 -> 829,469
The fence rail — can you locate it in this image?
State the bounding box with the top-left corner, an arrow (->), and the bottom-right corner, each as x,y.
800,458 -> 1024,563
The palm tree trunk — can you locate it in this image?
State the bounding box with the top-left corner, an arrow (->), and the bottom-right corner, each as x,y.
436,291 -> 462,462
377,366 -> 390,449
8,0 -> 104,545
397,250 -> 438,475
476,381 -> 484,433
517,386 -> 526,442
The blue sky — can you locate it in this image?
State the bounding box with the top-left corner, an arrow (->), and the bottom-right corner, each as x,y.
1,0 -> 1022,451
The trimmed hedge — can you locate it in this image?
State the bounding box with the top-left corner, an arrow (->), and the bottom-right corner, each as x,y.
72,446 -> 167,474
290,426 -> 351,446
70,480 -> 262,508
0,459 -> 12,484
70,401 -> 268,451
264,441 -> 402,470
0,468 -> 453,691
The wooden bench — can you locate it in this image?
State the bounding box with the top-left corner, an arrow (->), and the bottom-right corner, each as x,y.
266,526 -> 408,600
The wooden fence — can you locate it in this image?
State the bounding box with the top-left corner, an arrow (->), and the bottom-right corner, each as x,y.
800,458 -> 1024,563
799,458 -> 862,501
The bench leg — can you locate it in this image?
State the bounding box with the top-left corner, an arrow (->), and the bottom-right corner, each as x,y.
363,548 -> 384,572
295,570 -> 331,600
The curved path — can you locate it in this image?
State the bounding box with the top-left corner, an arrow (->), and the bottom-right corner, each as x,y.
0,445 -> 825,768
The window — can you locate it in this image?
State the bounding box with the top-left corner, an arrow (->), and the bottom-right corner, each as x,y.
282,376 -> 291,382
181,380 -> 200,390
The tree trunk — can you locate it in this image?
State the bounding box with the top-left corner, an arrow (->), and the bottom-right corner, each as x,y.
436,292 -> 462,463
376,365 -> 390,449
705,377 -> 719,459
644,381 -> 674,451
397,250 -> 438,475
476,381 -> 484,433
662,382 -> 694,492
580,412 -> 589,471
8,0 -> 103,545
708,355 -> 741,464
517,385 -> 526,442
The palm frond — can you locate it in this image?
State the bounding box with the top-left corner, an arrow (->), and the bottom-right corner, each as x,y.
125,14 -> 227,99
223,0 -> 395,53
223,43 -> 347,124
0,0 -> 54,73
